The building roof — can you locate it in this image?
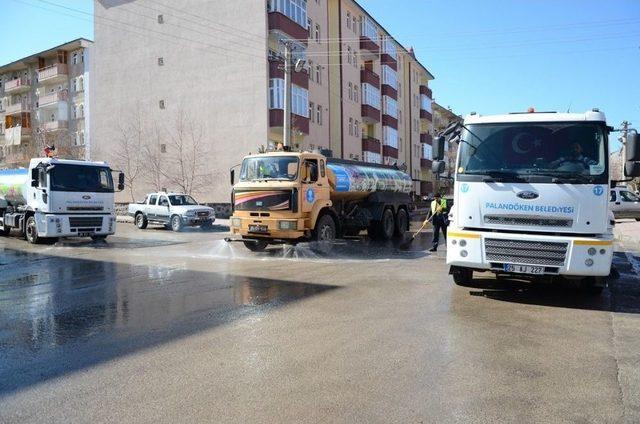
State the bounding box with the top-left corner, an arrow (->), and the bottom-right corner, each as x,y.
0,38 -> 93,73
352,0 -> 435,80
432,102 -> 461,121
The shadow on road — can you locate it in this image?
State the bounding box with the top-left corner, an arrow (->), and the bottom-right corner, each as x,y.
457,252 -> 640,314
0,248 -> 338,396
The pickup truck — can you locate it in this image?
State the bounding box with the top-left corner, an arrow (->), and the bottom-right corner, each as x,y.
128,192 -> 215,231
610,186 -> 640,221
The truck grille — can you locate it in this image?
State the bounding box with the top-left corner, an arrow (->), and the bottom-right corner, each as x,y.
484,238 -> 568,266
69,217 -> 103,228
484,215 -> 573,228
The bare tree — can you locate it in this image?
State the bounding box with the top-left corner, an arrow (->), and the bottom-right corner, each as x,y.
111,111 -> 146,202
142,123 -> 167,192
159,110 -> 209,196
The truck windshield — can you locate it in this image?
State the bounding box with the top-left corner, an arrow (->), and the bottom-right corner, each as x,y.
50,165 -> 114,193
169,195 -> 198,205
240,156 -> 299,182
458,122 -> 607,183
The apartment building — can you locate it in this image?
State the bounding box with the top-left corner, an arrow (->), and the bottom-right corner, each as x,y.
92,0 -> 434,202
432,102 -> 462,195
0,39 -> 92,168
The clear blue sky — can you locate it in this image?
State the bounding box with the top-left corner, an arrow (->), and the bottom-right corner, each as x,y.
1,0 -> 638,148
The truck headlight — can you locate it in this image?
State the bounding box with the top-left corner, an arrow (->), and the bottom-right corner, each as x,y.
232,218 -> 242,227
278,221 -> 297,230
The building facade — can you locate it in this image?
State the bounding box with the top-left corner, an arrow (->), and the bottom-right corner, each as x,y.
92,0 -> 434,202
0,39 -> 92,168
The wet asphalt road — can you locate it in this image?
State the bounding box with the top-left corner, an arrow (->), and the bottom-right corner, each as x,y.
0,223 -> 639,423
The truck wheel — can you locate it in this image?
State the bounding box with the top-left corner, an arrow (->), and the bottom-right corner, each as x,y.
394,208 -> 409,238
25,216 -> 41,244
314,214 -> 336,242
135,213 -> 148,229
0,225 -> 9,237
370,208 -> 395,241
244,240 -> 268,252
451,266 -> 473,286
91,235 -> 108,242
170,215 -> 183,232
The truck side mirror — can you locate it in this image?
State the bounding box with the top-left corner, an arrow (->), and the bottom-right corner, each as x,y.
230,169 -> 235,186
432,160 -> 445,176
118,173 -> 125,191
31,168 -> 38,187
432,136 -> 445,161
626,133 -> 640,161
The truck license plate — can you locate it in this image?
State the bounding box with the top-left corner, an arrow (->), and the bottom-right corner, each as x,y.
249,224 -> 268,233
503,264 -> 544,275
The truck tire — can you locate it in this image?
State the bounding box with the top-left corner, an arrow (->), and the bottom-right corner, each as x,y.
244,239 -> 268,252
394,208 -> 409,238
170,215 -> 183,232
25,216 -> 41,244
451,266 -> 473,286
135,213 -> 148,229
370,208 -> 395,241
0,224 -> 9,237
314,214 -> 336,242
91,235 -> 108,242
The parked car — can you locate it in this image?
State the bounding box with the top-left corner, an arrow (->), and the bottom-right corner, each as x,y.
610,186 -> 640,221
128,192 -> 215,231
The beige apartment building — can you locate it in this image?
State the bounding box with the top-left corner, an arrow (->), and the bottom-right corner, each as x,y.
92,0 -> 435,203
0,39 -> 92,168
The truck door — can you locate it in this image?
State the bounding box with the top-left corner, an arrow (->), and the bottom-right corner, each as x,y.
32,166 -> 49,211
147,194 -> 159,220
301,159 -> 320,214
158,195 -> 171,223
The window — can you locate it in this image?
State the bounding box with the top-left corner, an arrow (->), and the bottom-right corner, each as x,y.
309,102 -> 315,122
352,15 -> 357,33
361,83 -> 381,108
354,120 -> 360,137
361,16 -> 378,41
352,51 -> 357,67
347,46 -> 352,64
354,86 -> 359,103
315,24 -> 320,42
268,78 -> 309,117
421,95 -> 432,112
72,78 -> 77,92
610,191 -> 616,202
158,57 -> 164,66
157,14 -> 164,23
620,191 -> 640,202
348,82 -> 353,100
316,104 -> 322,125
363,151 -> 382,164
382,65 -> 397,90
398,82 -> 402,98
383,126 -> 398,149
348,118 -> 354,136
347,11 -> 351,29
73,104 -> 77,119
423,144 -> 433,160
78,76 -> 84,91
159,100 -> 165,109
382,37 -> 397,60
383,96 -> 398,119
72,53 -> 78,65
398,109 -> 402,124
159,196 -> 169,207
315,64 -> 321,83
149,195 -> 159,205
160,144 -> 167,153
79,104 -> 84,118
268,0 -> 308,28
308,60 -> 314,81
303,159 -> 319,183
308,18 -> 312,37
78,130 -> 85,146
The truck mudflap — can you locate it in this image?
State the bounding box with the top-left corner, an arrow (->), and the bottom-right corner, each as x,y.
446,229 -> 614,277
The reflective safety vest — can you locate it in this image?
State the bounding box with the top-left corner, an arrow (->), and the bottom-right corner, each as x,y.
431,198 -> 447,215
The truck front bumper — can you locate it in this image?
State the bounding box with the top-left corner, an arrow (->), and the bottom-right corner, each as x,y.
446,229 -> 614,277
229,215 -> 306,241
36,213 -> 117,238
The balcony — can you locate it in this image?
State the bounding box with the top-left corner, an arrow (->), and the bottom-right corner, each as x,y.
360,68 -> 380,87
5,77 -> 31,94
419,85 -> 433,98
420,158 -> 432,169
38,63 -> 68,84
420,133 -> 433,144
4,127 -> 32,145
382,145 -> 398,159
38,90 -> 68,108
268,12 -> 308,44
361,104 -> 380,124
269,109 -> 310,135
5,101 -> 31,116
420,109 -> 433,121
43,120 -> 69,132
381,114 -> 398,129
381,53 -> 397,71
269,58 -> 308,89
381,84 -> 397,100
360,36 -> 380,59
362,136 -> 380,153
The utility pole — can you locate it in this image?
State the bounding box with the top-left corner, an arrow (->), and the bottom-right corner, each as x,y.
282,42 -> 293,149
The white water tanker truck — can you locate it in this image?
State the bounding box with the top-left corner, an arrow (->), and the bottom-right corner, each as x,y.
0,157 -> 124,243
227,150 -> 413,251
429,109 -> 640,293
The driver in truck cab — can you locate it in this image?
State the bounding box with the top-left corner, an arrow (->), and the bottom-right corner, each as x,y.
550,141 -> 597,170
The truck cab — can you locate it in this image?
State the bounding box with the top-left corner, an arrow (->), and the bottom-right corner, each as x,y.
440,109 -> 630,292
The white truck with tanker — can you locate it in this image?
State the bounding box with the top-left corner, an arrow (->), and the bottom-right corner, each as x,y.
227,150 -> 413,251
0,157 -> 124,243
430,109 -> 640,293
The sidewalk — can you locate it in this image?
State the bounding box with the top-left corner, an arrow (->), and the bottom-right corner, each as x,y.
614,219 -> 640,252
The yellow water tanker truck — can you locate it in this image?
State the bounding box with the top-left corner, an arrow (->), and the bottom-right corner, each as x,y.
227,151 -> 413,251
